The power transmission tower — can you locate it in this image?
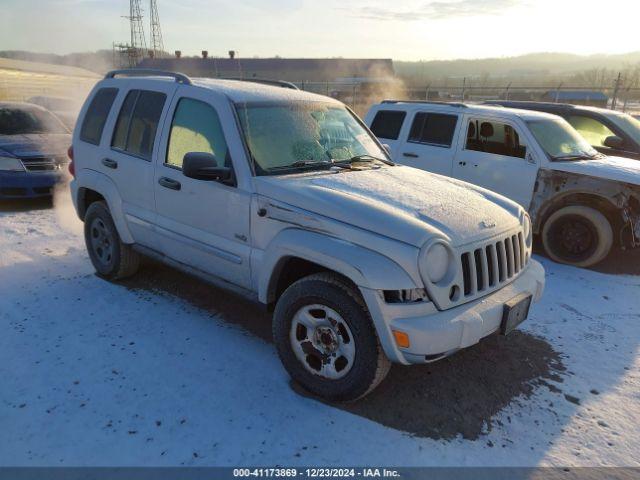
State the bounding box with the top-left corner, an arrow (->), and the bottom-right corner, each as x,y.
149,0 -> 164,58
123,0 -> 147,66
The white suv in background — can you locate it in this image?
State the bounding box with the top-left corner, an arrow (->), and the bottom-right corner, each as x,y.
366,101 -> 640,268
69,70 -> 544,401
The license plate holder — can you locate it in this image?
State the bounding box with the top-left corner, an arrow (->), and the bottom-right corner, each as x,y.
500,293 -> 532,335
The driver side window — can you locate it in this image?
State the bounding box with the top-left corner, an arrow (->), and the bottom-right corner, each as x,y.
566,115 -> 616,148
166,98 -> 229,169
465,119 -> 526,159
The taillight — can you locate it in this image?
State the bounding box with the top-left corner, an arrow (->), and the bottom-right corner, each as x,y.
67,146 -> 75,177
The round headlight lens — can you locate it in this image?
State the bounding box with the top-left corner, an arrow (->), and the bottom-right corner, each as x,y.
425,242 -> 450,284
523,213 -> 532,246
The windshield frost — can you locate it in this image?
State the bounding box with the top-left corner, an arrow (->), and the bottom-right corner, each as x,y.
527,118 -> 598,160
236,102 -> 387,174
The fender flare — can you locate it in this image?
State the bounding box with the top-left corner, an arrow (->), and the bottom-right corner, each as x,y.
258,228 -> 418,304
75,169 -> 134,244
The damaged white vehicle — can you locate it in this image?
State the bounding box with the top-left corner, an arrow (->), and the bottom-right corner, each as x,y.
70,70 -> 545,401
367,102 -> 640,267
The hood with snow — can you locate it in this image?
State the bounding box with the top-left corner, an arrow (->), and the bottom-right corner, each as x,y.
255,165 -> 524,248
549,155 -> 640,187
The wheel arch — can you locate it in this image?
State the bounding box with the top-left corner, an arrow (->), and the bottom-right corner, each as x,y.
258,229 -> 418,306
533,191 -> 624,238
74,170 -> 134,243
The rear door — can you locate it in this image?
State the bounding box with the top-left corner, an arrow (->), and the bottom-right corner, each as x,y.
103,82 -> 177,248
152,86 -> 252,289
452,116 -> 538,208
395,110 -> 459,176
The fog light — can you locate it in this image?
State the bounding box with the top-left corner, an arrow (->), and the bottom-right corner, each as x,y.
393,330 -> 410,349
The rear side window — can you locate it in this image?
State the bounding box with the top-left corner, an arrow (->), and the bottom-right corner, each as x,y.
111,90 -> 166,160
370,110 -> 406,140
166,98 -> 229,169
80,88 -> 118,145
408,112 -> 458,147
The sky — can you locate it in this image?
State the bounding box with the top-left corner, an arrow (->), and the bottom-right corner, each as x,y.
1,0 -> 639,61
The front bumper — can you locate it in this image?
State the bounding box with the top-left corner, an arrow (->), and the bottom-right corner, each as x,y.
361,259 -> 545,365
0,170 -> 65,198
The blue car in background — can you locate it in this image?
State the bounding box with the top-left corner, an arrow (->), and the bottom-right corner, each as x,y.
0,102 -> 71,199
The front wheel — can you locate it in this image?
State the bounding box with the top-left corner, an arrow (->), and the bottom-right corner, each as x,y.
541,205 -> 613,268
273,273 -> 390,402
84,201 -> 140,280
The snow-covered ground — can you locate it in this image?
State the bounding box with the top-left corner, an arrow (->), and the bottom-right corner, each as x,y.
1,197 -> 639,467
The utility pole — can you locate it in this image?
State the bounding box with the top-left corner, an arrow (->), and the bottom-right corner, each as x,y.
554,82 -> 563,103
611,72 -> 622,110
149,0 -> 164,58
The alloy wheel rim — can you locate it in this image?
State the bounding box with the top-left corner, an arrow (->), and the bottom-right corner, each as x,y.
289,304 -> 356,380
89,218 -> 114,267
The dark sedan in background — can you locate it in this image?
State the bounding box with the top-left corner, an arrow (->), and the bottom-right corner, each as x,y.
0,102 -> 71,199
485,101 -> 640,161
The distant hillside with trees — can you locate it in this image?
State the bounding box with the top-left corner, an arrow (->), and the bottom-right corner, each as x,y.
396,51 -> 640,88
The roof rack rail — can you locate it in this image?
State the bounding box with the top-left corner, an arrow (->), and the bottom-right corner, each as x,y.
104,69 -> 192,85
382,100 -> 467,108
222,77 -> 299,90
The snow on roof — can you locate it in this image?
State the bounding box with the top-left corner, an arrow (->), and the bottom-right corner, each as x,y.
382,101 -> 559,121
190,78 -> 340,104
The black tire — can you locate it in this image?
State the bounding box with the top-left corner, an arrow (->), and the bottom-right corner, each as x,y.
273,272 -> 391,402
84,201 -> 140,280
541,205 -> 613,268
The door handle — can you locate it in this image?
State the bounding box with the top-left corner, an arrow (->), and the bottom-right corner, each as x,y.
101,158 -> 118,169
158,177 -> 181,191
458,161 -> 467,166
402,152 -> 418,158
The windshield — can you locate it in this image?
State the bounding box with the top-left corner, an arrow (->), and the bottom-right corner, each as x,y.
0,106 -> 69,135
607,112 -> 640,145
527,118 -> 599,160
236,101 -> 388,175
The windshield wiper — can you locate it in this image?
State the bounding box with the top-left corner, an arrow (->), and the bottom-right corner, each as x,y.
552,153 -> 602,161
267,160 -> 332,171
332,154 -> 395,166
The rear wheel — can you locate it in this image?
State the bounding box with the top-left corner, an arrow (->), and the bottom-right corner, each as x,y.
84,201 -> 140,279
541,205 -> 613,268
273,273 -> 390,402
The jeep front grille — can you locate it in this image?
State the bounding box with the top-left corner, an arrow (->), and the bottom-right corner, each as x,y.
460,232 -> 527,298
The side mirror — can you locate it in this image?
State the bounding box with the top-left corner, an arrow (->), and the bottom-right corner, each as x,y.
525,151 -> 536,164
183,152 -> 232,183
604,135 -> 624,149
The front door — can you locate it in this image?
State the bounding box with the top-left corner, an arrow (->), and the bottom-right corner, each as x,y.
452,116 -> 538,208
565,113 -> 640,160
153,87 -> 252,289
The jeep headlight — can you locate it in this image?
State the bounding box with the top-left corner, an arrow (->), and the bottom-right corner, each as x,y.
0,157 -> 25,172
422,241 -> 453,284
522,212 -> 532,247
